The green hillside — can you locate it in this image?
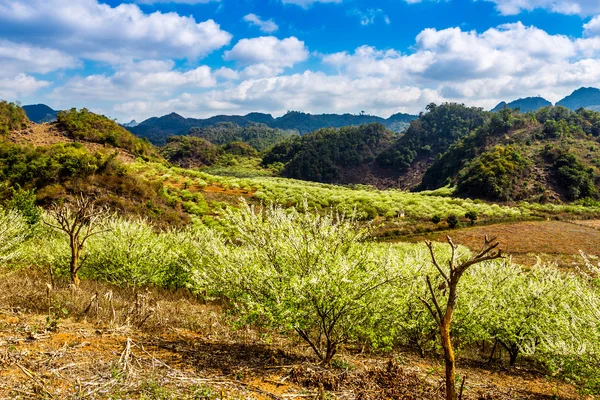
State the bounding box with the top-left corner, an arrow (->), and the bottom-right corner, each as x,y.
420,107 -> 600,202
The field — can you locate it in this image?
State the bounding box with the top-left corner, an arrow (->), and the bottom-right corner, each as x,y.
0,271 -> 590,400
401,220 -> 600,268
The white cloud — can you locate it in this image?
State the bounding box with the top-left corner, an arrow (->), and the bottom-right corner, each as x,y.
481,0 -> 600,16
243,14 -> 278,33
51,61 -> 217,104
584,15 -> 600,36
224,36 -> 309,76
322,22 -> 600,109
0,74 -> 50,99
0,0 -> 232,62
349,9 -> 390,26
281,0 -> 343,8
0,40 -> 79,76
134,0 -> 218,4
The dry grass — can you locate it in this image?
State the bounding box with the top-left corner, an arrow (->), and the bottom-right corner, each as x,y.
400,220 -> 600,268
0,268 -> 592,399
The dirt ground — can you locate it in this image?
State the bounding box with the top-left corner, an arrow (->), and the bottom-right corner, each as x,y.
0,287 -> 591,400
401,220 -> 600,268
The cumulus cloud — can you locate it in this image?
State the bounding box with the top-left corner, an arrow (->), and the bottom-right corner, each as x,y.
51,61 -> 217,104
0,40 -> 79,76
0,74 -> 50,99
584,16 -> 600,36
101,21 -> 600,121
481,0 -> 600,16
322,22 -> 600,107
243,14 -> 278,33
224,36 -> 309,77
0,0 -> 232,62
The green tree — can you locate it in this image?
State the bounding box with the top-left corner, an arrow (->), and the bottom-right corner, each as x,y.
210,201 -> 401,365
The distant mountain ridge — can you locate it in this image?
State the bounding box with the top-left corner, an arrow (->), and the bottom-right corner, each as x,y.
491,97 -> 552,113
128,111 -> 417,145
556,87 -> 600,111
493,87 -> 600,113
22,104 -> 60,123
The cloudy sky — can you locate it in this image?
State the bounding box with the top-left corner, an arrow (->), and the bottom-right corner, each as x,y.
1,0 -> 600,122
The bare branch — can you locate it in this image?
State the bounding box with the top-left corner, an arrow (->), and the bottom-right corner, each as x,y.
426,241 -> 449,283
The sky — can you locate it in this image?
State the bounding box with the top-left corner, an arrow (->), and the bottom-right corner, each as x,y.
1,0 -> 600,122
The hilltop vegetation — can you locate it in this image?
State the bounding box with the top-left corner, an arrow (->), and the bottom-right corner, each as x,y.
0,100 -> 29,135
421,106 -> 600,202
187,121 -> 298,151
57,108 -> 158,160
262,123 -> 395,184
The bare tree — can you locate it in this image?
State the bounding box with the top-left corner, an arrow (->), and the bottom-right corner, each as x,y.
45,195 -> 110,287
421,236 -> 503,400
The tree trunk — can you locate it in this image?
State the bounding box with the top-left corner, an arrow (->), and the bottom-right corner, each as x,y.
323,342 -> 337,367
509,350 -> 518,367
70,242 -> 81,287
440,319 -> 457,400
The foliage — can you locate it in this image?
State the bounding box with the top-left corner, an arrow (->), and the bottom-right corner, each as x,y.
0,141 -> 188,226
377,103 -> 488,172
5,186 -> 41,226
160,136 -> 220,168
0,101 -> 29,135
420,106 -> 600,202
57,108 -> 157,159
431,215 -> 441,224
85,218 -> 213,289
446,215 -> 459,229
464,210 -> 478,225
456,146 -> 532,201
188,122 -> 298,152
206,201 -> 402,364
263,123 -> 394,183
0,207 -> 28,264
548,151 -> 597,201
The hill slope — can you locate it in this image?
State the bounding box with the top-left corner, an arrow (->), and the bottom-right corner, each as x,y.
420,107 -> 600,202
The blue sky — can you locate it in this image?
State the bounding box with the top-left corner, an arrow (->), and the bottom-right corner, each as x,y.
1,0 -> 600,122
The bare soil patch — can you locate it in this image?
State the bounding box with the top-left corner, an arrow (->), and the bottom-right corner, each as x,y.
401,220 -> 600,268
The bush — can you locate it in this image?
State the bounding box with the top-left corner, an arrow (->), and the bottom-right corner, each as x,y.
431,215 -> 441,224
0,101 -> 29,135
208,201 -> 402,365
446,214 -> 459,228
465,210 -> 478,225
0,207 -> 28,264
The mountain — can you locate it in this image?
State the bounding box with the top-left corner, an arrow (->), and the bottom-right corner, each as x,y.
122,120 -> 139,128
491,97 -> 552,113
128,111 -> 417,145
556,87 -> 600,111
23,104 -> 60,123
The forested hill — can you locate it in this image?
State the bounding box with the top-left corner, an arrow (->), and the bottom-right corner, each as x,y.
420,106 -> 600,202
128,110 -> 416,145
262,103 -> 600,203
